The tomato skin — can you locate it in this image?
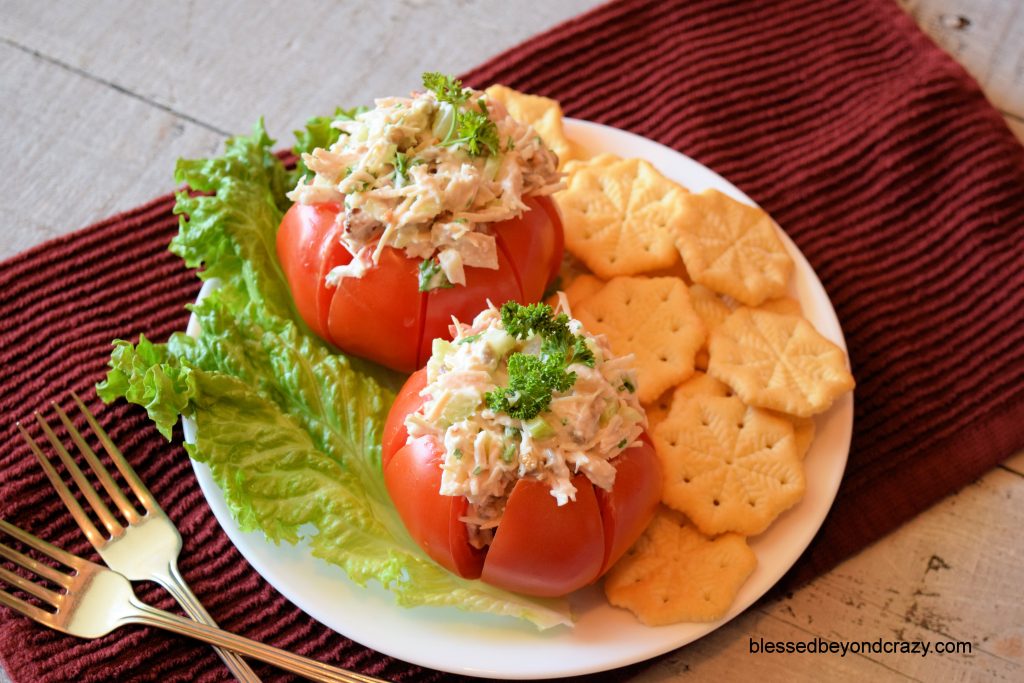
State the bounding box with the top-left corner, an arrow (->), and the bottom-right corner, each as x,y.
326,246 -> 424,373
381,374 -> 662,596
492,196 -> 563,303
480,474 -> 605,597
594,435 -> 661,574
384,436 -> 486,578
276,199 -> 563,372
276,202 -> 348,340
381,369 -> 429,469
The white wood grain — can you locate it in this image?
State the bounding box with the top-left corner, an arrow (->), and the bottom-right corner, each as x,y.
0,42 -> 224,259
898,0 -> 1024,119
0,1 -> 1022,682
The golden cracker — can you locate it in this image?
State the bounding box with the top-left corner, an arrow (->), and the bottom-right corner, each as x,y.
604,507 -> 757,625
558,155 -> 687,278
707,308 -> 855,417
653,394 -> 805,536
575,277 -> 705,404
676,189 -> 793,306
484,84 -> 574,165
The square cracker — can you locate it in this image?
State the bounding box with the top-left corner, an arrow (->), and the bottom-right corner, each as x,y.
676,189 -> 793,306
604,507 -> 756,625
558,154 -> 687,278
574,277 -> 705,404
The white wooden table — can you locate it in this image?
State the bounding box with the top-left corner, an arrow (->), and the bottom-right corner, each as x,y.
1,1 -> 1021,681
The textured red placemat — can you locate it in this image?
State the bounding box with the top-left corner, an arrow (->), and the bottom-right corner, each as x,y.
2,0 -> 1023,680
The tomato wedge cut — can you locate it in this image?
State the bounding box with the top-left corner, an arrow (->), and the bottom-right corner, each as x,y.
595,437 -> 662,574
493,196 -> 562,303
381,368 -> 428,469
326,246 -> 425,372
417,245 -> 522,367
480,474 -> 605,597
384,435 -> 484,578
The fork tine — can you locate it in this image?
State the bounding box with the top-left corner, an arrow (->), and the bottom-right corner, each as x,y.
0,586 -> 55,625
33,412 -> 126,537
0,563 -> 62,608
0,535 -> 73,588
18,423 -> 105,548
0,520 -> 84,570
71,392 -> 155,512
52,401 -> 141,525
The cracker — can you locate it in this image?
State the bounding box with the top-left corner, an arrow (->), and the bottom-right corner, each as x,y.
707,308 -> 855,417
484,84 -> 573,165
758,296 -> 802,317
544,273 -> 605,311
646,372 -> 730,432
604,507 -> 756,625
645,390 -> 675,433
558,154 -> 687,278
676,189 -> 793,306
575,277 -> 705,403
690,284 -> 732,370
653,394 -> 805,536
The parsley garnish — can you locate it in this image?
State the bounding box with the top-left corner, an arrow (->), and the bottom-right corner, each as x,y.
484,302 -> 596,420
417,258 -> 454,292
391,151 -> 422,184
422,72 -> 469,107
617,439 -> 628,449
421,73 -> 499,157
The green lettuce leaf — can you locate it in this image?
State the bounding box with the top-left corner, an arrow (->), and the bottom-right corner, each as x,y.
97,121 -> 571,630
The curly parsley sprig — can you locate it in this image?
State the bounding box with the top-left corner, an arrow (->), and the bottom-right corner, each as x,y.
421,72 -> 500,157
485,302 -> 596,420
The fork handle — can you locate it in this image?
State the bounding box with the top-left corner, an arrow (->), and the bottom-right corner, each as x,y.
154,561 -> 263,683
126,595 -> 387,683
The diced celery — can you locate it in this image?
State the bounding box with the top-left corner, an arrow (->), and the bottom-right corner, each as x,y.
525,416 -> 555,439
432,338 -> 454,359
620,406 -> 643,424
483,329 -> 516,359
443,391 -> 479,423
599,400 -> 619,426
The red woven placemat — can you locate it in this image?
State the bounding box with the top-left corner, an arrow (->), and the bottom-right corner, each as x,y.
2,0 -> 1023,680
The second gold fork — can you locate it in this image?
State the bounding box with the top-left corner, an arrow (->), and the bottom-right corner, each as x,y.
18,391 -> 262,683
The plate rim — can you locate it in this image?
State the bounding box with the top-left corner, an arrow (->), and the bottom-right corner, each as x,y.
183,118 -> 854,679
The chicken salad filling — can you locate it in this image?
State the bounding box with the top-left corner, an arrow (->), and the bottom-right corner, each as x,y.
287,73 -> 563,290
405,298 -> 647,548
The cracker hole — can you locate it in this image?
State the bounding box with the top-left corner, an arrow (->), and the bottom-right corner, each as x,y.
682,476 -> 690,483
748,499 -> 756,507
659,355 -> 668,362
780,478 -> 788,485
712,499 -> 720,506
662,596 -> 670,604
703,592 -> 712,602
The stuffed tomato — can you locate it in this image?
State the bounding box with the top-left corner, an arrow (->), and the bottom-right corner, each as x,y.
276,73 -> 564,372
382,301 -> 662,597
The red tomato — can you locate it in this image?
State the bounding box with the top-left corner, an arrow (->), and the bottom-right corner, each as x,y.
276,196 -> 563,372
382,369 -> 662,597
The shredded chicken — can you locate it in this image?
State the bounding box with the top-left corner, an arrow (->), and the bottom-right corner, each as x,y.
405,300 -> 646,549
287,87 -> 562,288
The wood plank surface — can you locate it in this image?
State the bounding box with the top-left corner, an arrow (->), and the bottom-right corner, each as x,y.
0,1 -> 1021,682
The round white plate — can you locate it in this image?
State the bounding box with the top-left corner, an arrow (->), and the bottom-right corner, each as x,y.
184,119 -> 854,679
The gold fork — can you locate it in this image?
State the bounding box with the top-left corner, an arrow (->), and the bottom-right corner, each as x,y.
0,518 -> 385,682
17,392 -> 263,681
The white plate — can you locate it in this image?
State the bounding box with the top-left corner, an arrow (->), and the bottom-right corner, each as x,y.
184,119 -> 854,679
